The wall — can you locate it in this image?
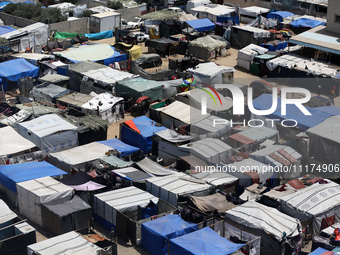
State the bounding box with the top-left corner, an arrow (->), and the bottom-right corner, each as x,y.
49,18 -> 89,34
0,12 -> 36,27
327,0 -> 340,34
117,6 -> 140,21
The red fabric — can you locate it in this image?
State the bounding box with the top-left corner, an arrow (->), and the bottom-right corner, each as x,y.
136,96 -> 150,104
125,119 -> 141,134
244,171 -> 260,184
288,179 -> 305,189
321,215 -> 335,230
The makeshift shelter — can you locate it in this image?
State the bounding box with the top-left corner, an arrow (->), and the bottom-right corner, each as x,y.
188,193 -> 235,212
57,92 -> 94,109
306,115 -> 340,163
0,126 -> 37,163
93,186 -> 176,244
188,36 -> 228,60
54,44 -> 127,65
169,226 -> 245,255
187,62 -> 234,86
145,38 -> 178,56
279,181 -> 340,237
290,18 -> 325,29
97,138 -> 141,158
136,157 -> 177,176
190,4 -> 235,23
11,53 -> 55,66
29,83 -> 70,103
145,173 -> 212,207
115,77 -> 163,101
27,231 -> 113,255
190,170 -> 238,188
237,43 -> 268,71
231,26 -> 271,48
142,214 -> 198,255
41,195 -> 92,235
225,201 -> 302,255
185,18 -> 215,32
120,116 -> 167,153
17,114 -> 78,155
81,93 -> 124,123
190,115 -> 231,137
38,73 -> 70,87
17,176 -> 74,227
267,11 -> 294,22
93,156 -> 134,170
111,167 -> 151,184
0,58 -> 39,91
0,161 -> 66,206
239,6 -> 270,23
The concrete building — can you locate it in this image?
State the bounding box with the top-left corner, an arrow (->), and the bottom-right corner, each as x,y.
326,0 -> 340,34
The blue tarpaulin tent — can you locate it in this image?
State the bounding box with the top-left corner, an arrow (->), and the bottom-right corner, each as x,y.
85,30 -> 114,40
267,11 -> 294,22
0,58 -> 39,91
142,214 -> 198,255
309,247 -> 331,255
121,116 -> 167,153
316,105 -> 340,116
0,26 -> 16,36
186,18 -> 215,32
170,227 -> 245,255
97,138 -> 140,157
290,18 -> 325,28
0,161 -> 66,193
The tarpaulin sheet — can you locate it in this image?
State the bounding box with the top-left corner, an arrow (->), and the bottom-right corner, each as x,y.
59,171 -> 92,186
290,18 -> 325,28
0,26 -> 16,36
186,18 -> 215,32
0,58 -> 39,91
315,106 -> 340,116
142,214 -> 198,255
169,227 -> 244,255
84,30 -> 113,40
128,45 -> 142,60
68,181 -> 106,191
0,161 -> 66,193
54,31 -> 83,39
136,157 -> 176,176
112,167 -> 150,182
309,247 -> 332,255
100,156 -> 134,168
267,11 -> 294,22
0,199 -> 17,224
98,138 -> 140,157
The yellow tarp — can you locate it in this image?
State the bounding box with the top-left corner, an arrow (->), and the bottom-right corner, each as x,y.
128,45 -> 142,60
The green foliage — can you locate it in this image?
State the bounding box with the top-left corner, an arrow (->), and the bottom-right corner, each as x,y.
107,0 -> 124,10
3,3 -> 67,23
83,9 -> 93,17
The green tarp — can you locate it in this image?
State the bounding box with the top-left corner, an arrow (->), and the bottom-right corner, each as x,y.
54,31 -> 84,39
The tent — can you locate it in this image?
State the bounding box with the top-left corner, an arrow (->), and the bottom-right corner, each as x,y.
187,62 -> 234,87
84,30 -> 114,40
11,53 -> 55,66
185,18 -> 215,32
97,138 -> 140,157
267,11 -> 294,22
38,73 -> 70,86
237,44 -> 268,71
231,26 -> 271,48
54,44 -> 127,66
16,176 -> 74,227
93,186 -> 176,244
145,173 -> 212,207
239,6 -> 270,18
190,115 -> 231,137
225,201 -> 302,255
120,116 -> 167,153
0,26 -> 16,36
188,193 -> 235,212
188,36 -> 228,60
41,195 -> 92,235
190,170 -> 238,187
111,167 -> 151,183
81,93 -> 124,123
0,58 -> 39,91
136,157 -> 177,176
315,106 -> 340,116
27,231 -> 110,255
17,114 -> 78,155
92,156 -> 134,170
29,83 -> 70,103
60,170 -> 105,191
279,182 -> 340,237
290,18 -> 325,28
115,77 -> 163,101
142,214 -> 198,255
57,92 -> 94,109
170,226 -> 245,255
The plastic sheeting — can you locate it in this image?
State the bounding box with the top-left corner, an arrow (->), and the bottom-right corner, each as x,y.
112,167 -> 151,182
68,181 -> 106,191
0,199 -> 17,224
240,6 -> 270,17
290,18 -> 325,28
136,157 -> 177,176
170,227 -> 244,255
0,161 -> 66,193
267,11 -> 294,22
84,30 -> 113,40
0,58 -> 39,91
316,106 -> 340,116
186,18 -> 215,32
189,35 -> 226,51
98,138 -> 140,157
29,83 -> 70,103
0,26 -> 16,36
142,214 -> 198,255
190,170 -> 238,186
155,129 -> 192,143
232,26 -> 270,39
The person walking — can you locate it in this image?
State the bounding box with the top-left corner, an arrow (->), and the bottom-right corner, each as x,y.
331,89 -> 335,105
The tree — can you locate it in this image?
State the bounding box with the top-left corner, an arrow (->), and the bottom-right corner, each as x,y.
83,9 -> 94,17
107,0 -> 124,10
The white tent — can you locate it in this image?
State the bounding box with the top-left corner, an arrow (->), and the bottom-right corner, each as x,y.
81,93 -> 124,123
237,44 -> 268,71
17,114 -> 78,155
17,176 -> 74,227
0,199 -> 17,224
240,6 -> 270,17
190,170 -> 238,187
145,173 -> 211,207
136,157 -> 177,176
279,181 -> 340,236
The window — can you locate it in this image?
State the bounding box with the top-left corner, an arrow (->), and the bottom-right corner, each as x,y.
336,15 -> 340,22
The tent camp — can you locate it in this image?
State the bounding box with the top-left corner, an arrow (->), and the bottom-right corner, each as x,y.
225,201 -> 302,255
17,114 -> 78,155
0,58 -> 39,91
17,176 -> 74,228
120,116 -> 167,154
145,173 -> 212,207
237,44 -> 268,71
115,77 -> 163,101
188,36 -> 229,60
187,62 -> 234,87
0,126 -> 37,163
141,214 -> 198,255
185,18 -> 215,32
169,226 -> 245,255
279,181 -> 340,237
27,231 -> 113,255
29,83 -> 70,103
81,93 -> 124,123
0,161 -> 66,206
93,186 -> 176,244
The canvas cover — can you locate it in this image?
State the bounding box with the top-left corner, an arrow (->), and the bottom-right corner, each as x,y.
170,227 -> 245,255
29,83 -> 70,103
136,157 -> 177,176
99,156 -> 134,169
0,199 -> 17,224
93,186 -> 159,225
233,25 -> 271,38
186,18 -> 215,32
17,114 -> 78,155
190,36 -> 226,51
115,77 -> 163,101
155,129 -> 192,143
0,161 -> 66,194
84,30 -> 113,40
189,193 -> 235,212
237,44 -> 268,71
190,170 -> 238,186
290,18 -> 325,28
142,214 -> 198,255
0,126 -> 36,157
240,6 -> 270,17
12,53 -> 55,65
267,11 -> 294,22
39,73 -> 70,84
57,92 -> 94,108
190,115 -> 231,136
98,138 -> 140,157
112,167 -> 151,182
17,176 -> 74,227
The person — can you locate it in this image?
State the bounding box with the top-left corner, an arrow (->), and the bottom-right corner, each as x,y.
331,89 -> 336,105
